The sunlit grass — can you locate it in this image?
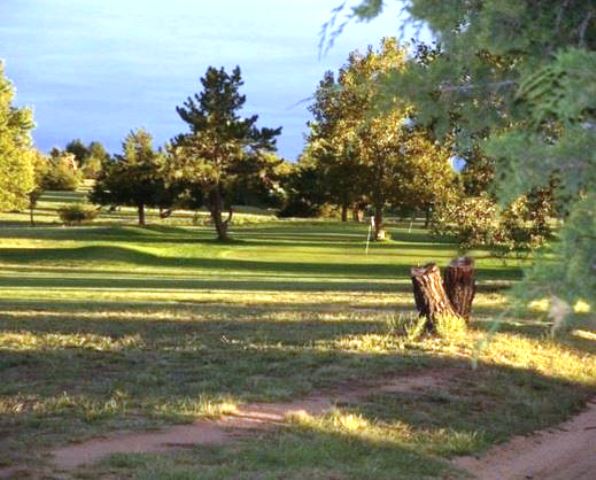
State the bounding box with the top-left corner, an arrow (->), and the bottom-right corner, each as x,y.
0,190 -> 593,478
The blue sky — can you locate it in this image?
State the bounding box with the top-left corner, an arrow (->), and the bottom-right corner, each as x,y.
1,0 -> 427,160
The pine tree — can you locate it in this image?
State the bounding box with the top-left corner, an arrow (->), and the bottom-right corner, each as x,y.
91,129 -> 166,226
170,66 -> 281,241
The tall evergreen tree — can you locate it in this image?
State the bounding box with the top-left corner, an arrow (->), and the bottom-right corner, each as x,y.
170,66 -> 281,241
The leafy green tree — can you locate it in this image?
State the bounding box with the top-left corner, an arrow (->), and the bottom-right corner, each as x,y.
65,139 -> 89,164
170,66 -> 281,240
84,141 -> 109,178
460,145 -> 495,197
307,38 -> 455,239
307,71 -> 367,221
43,151 -> 82,191
0,63 -> 35,211
65,139 -> 108,178
334,0 -> 595,309
392,130 -> 458,226
278,156 -> 328,218
91,129 -> 166,225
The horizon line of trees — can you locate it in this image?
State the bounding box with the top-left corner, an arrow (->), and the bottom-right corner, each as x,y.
1,43 -> 559,250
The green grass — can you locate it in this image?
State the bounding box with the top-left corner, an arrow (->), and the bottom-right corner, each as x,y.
0,190 -> 594,479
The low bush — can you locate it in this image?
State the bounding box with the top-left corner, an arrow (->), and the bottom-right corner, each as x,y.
432,192 -> 553,254
57,203 -> 98,225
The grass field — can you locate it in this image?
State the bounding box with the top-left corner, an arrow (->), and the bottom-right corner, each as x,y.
1,190 -> 594,479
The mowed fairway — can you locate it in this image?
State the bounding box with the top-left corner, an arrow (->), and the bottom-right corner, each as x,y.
0,192 -> 594,479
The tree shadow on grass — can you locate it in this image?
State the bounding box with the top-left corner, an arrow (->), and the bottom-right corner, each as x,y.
0,245 -> 523,282
0,306 -> 593,472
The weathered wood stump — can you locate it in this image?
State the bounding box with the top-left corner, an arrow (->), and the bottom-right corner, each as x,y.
411,263 -> 458,330
444,256 -> 476,322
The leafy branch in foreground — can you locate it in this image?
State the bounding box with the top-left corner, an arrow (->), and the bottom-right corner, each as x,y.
334,0 -> 595,313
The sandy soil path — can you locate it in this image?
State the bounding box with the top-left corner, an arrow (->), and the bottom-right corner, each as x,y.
2,371 -> 593,480
49,369 -> 454,471
453,398 -> 596,479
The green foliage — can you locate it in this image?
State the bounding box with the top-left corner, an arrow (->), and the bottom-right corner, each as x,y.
170,66 -> 281,240
306,38 -> 458,237
42,152 -> 82,191
91,129 -> 167,225
342,0 -> 595,310
27,150 -> 50,225
57,203 -> 99,225
513,192 -> 595,305
65,139 -> 109,179
84,141 -> 109,178
0,63 -> 35,211
432,190 -> 554,254
278,159 -> 328,218
432,194 -> 500,251
64,139 -> 88,164
500,189 -> 554,252
460,146 -> 495,197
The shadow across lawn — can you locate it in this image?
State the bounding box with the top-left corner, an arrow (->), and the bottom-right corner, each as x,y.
0,245 -> 523,282
0,310 -> 592,474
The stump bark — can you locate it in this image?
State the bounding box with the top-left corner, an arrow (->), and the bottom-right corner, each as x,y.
444,256 -> 476,322
411,263 -> 458,330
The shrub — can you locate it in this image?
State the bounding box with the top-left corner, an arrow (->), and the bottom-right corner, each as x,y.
431,193 -> 500,250
432,191 -> 553,254
58,203 -> 98,225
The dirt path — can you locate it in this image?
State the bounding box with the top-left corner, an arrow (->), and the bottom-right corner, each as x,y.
453,398 -> 596,480
49,369 -> 454,471
3,371 -> 593,479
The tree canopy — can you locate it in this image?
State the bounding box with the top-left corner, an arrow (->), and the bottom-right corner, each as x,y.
0,63 -> 35,211
91,129 -> 167,226
169,66 -> 282,240
306,38 -> 456,238
331,0 -> 595,308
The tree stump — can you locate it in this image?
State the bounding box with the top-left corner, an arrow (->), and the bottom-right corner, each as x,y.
444,256 -> 476,322
411,263 -> 458,330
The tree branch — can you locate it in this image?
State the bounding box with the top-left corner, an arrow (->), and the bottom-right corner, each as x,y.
439,80 -> 517,94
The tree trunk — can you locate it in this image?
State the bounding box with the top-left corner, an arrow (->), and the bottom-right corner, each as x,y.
352,205 -> 363,223
372,204 -> 385,240
211,206 -> 228,241
137,203 -> 146,226
29,205 -> 35,226
411,263 -> 458,330
444,256 -> 476,322
209,189 -> 230,241
341,203 -> 348,222
424,206 -> 432,228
